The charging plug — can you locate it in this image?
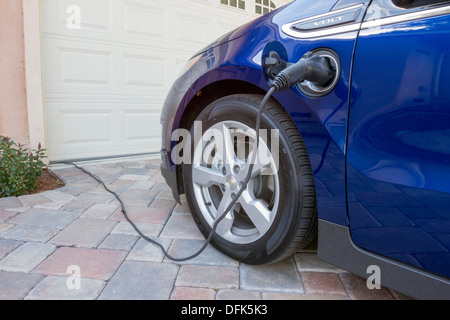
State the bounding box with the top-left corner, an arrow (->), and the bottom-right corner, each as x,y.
270,53 -> 335,92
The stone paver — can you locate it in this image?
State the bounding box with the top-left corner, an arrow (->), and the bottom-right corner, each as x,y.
300,272 -> 348,296
1,225 -> 60,243
216,289 -> 261,300
0,239 -> 23,259
98,260 -> 178,300
339,273 -> 396,300
0,223 -> 13,234
81,203 -> 120,220
109,205 -> 172,224
0,157 -> 413,300
240,258 -> 304,293
164,239 -> 239,267
127,237 -> 172,263
0,271 -> 44,300
9,208 -> 80,230
24,276 -> 106,300
176,265 -> 239,289
0,197 -> 23,210
171,287 -> 217,300
98,234 -> 139,251
159,214 -> 204,240
295,253 -> 347,273
0,243 -> 56,273
33,247 -> 127,281
111,221 -> 162,237
0,210 -> 18,222
49,218 -> 117,248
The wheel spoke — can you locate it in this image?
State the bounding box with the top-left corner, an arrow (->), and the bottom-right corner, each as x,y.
214,123 -> 237,173
239,190 -> 273,235
238,147 -> 273,181
215,190 -> 235,235
192,165 -> 225,187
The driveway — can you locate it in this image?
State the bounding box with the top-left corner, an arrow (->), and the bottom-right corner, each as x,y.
0,157 -> 410,300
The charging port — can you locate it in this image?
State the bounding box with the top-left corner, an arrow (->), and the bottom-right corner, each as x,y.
297,48 -> 340,98
264,51 -> 290,80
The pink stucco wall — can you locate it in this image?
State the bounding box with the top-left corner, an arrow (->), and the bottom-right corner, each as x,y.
0,0 -> 29,146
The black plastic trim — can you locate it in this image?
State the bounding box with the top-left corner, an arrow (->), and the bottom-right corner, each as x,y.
318,219 -> 450,300
160,150 -> 181,204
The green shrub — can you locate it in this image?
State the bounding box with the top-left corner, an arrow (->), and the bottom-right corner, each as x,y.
0,136 -> 47,198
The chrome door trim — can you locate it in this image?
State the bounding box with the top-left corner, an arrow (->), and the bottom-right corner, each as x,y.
282,3 -> 450,39
361,4 -> 450,30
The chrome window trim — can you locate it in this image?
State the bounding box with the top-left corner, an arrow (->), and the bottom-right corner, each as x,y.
282,3 -> 450,39
361,4 -> 450,30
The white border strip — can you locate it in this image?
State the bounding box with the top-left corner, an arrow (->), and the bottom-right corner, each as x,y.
23,0 -> 47,155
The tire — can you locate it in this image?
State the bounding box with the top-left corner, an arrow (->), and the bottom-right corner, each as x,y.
182,94 -> 317,265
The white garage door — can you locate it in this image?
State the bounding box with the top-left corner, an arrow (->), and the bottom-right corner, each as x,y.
41,0 -> 288,162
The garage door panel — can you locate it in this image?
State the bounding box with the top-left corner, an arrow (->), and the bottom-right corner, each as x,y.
42,0 -> 286,161
71,0 -> 112,32
122,1 -> 167,40
62,111 -> 113,145
60,48 -> 112,86
123,54 -> 165,88
45,103 -> 116,160
124,110 -> 161,142
43,38 -> 113,93
45,102 -> 161,160
43,38 -> 171,97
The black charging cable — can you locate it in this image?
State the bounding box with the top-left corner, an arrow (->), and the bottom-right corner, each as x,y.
55,87 -> 276,262
58,53 -> 334,262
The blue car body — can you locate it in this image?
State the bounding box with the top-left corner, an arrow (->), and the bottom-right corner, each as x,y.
160,0 -> 450,299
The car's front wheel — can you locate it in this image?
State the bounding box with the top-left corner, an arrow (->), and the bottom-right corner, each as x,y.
183,94 -> 317,265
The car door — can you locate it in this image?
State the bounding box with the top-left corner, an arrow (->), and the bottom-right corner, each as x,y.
347,0 -> 450,279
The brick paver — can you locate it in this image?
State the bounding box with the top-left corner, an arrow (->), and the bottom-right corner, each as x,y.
0,157 -> 413,300
0,271 -> 44,300
49,218 -> 117,248
25,276 -> 106,300
0,243 -> 56,273
240,258 -> 304,293
98,260 -> 178,300
9,208 -> 80,230
171,287 -> 217,300
176,265 -> 239,289
33,247 -> 127,281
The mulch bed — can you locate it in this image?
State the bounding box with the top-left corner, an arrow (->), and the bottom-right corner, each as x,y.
28,169 -> 65,195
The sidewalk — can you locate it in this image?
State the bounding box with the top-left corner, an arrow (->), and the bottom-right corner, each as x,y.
0,157 -> 411,300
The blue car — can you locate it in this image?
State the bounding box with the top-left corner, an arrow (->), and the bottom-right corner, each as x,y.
160,0 -> 450,299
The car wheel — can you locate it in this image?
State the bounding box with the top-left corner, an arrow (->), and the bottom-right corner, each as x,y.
182,94 -> 317,265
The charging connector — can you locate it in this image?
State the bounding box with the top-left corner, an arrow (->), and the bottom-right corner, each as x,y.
270,53 -> 335,92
